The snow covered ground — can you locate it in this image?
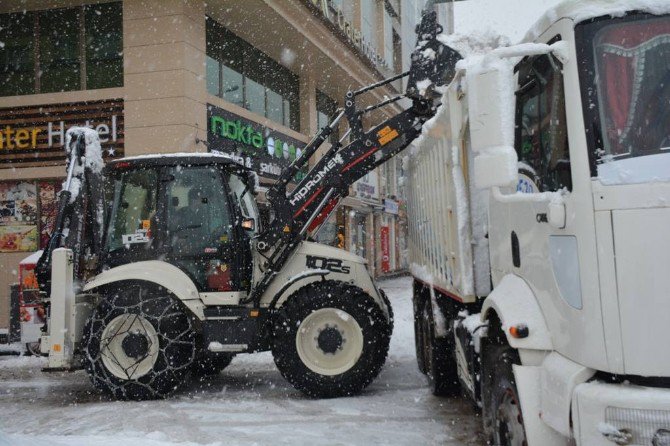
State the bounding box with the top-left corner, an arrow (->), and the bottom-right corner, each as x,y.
0,276 -> 484,446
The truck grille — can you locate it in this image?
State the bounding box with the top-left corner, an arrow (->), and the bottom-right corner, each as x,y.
605,407 -> 670,445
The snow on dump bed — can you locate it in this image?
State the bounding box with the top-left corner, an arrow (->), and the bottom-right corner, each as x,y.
524,0 -> 670,43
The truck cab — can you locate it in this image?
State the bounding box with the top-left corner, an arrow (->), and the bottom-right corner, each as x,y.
408,2 -> 670,445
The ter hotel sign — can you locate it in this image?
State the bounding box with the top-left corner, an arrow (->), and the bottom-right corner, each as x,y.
0,99 -> 124,168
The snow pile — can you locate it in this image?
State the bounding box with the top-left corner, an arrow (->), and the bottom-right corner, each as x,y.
456,311 -> 488,353
415,79 -> 433,97
437,30 -> 510,58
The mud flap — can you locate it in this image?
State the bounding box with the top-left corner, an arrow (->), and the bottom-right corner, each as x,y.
513,364 -> 569,446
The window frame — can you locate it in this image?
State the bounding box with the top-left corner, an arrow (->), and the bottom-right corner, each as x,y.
0,2 -> 123,97
514,40 -> 572,193
206,17 -> 300,131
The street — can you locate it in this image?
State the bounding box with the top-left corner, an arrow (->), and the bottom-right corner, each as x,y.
0,276 -> 484,446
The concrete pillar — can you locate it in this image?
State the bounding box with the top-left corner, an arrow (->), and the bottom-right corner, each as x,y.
122,0 -> 207,155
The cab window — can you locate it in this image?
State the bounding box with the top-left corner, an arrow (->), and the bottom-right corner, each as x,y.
515,52 -> 572,192
228,173 -> 260,235
167,166 -> 232,256
106,168 -> 158,252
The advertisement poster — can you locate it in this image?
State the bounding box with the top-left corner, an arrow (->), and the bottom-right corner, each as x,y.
0,182 -> 37,225
38,181 -> 62,249
381,226 -> 390,273
0,182 -> 38,252
0,225 -> 38,252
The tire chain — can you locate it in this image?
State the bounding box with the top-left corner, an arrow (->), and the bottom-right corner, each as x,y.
84,286 -> 196,399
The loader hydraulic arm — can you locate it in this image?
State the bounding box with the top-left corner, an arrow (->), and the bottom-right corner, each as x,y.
247,10 -> 461,305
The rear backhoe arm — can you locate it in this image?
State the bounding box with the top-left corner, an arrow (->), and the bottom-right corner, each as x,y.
247,10 -> 462,305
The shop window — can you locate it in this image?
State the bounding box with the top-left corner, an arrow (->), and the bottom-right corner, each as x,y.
85,2 -> 123,90
0,180 -> 62,253
39,8 -> 81,94
0,12 -> 35,96
0,2 -> 123,97
316,90 -> 339,143
361,0 -> 378,51
206,18 -> 300,131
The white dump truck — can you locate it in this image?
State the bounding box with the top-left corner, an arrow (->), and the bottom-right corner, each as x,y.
408,1 -> 670,445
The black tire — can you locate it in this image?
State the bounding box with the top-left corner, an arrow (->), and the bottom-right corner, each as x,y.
82,283 -> 196,400
421,299 -> 460,396
272,280 -> 391,398
378,288 -> 394,336
192,352 -> 235,377
484,344 -> 527,446
413,293 -> 428,374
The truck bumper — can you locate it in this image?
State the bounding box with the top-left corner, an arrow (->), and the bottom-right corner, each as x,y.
572,381 -> 670,446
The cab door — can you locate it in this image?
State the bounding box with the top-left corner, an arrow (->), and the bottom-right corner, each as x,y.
489,34 -> 608,371
164,165 -> 248,294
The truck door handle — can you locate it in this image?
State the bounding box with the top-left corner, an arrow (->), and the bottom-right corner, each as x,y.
536,213 -> 548,223
511,231 -> 520,267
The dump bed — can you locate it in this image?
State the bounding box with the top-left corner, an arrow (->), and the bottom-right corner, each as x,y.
406,74 -> 490,303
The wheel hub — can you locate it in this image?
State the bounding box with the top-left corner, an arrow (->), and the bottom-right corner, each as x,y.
121,331 -> 150,359
316,325 -> 345,354
496,388 -> 527,446
99,314 -> 160,380
295,307 -> 364,376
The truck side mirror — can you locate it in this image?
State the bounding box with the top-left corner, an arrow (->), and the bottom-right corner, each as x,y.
473,147 -> 518,189
468,64 -> 515,153
468,60 -> 518,189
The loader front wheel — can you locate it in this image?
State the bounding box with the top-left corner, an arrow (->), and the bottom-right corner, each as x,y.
272,280 -> 391,398
82,283 -> 196,400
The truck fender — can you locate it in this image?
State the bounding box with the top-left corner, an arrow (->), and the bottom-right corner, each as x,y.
82,261 -> 205,319
513,364 -> 570,446
481,274 -> 552,351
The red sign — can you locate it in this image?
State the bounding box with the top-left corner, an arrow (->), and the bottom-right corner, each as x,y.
381,226 -> 390,273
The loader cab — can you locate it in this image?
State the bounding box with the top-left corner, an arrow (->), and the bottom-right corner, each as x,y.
102,155 -> 258,293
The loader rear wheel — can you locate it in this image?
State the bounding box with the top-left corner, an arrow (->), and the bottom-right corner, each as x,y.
82,283 -> 196,400
272,280 -> 391,398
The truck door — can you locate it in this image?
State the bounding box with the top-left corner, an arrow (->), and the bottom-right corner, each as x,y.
494,45 -> 608,370
165,165 -> 249,292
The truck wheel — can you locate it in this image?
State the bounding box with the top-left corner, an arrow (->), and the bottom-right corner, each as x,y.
414,299 -> 428,374
272,280 -> 391,398
485,344 -> 527,446
82,284 -> 196,400
192,353 -> 235,377
421,299 -> 460,396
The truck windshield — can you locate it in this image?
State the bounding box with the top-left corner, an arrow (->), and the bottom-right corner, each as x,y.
594,16 -> 670,158
575,13 -> 670,185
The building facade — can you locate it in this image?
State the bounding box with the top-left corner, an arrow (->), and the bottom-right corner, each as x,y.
0,0 -> 433,328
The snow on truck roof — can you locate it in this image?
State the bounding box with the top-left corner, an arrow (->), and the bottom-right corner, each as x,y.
523,0 -> 670,43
